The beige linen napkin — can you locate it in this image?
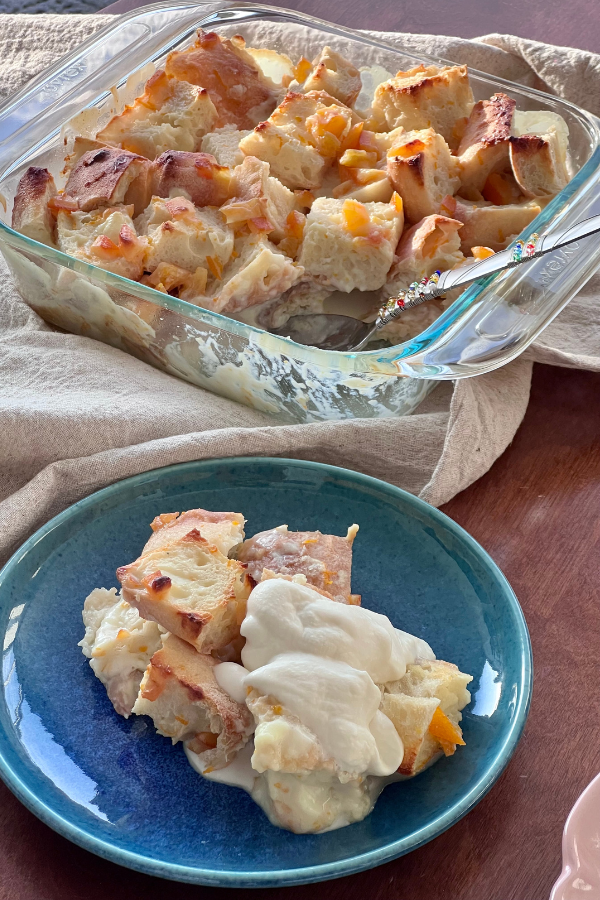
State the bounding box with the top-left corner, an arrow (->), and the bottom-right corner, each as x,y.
0,14 -> 599,565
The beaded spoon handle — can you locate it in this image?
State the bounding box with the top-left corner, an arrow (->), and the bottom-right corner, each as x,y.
365,215 -> 600,347
272,215 -> 600,351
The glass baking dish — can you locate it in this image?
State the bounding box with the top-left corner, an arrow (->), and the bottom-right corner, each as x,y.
1,1 -> 599,423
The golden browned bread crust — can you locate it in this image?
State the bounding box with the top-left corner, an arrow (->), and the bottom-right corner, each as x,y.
12,166 -> 57,246
117,528 -> 251,653
457,93 -> 516,193
64,147 -> 152,216
165,29 -> 279,129
133,633 -> 254,769
144,508 -> 245,556
149,150 -> 231,207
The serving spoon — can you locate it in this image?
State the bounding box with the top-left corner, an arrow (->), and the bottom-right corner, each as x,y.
269,215 -> 600,351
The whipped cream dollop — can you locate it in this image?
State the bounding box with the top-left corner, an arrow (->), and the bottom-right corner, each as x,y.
240,579 -> 434,682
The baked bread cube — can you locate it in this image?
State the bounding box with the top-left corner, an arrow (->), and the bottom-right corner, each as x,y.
200,126 -> 250,167
56,205 -> 146,280
165,29 -> 279,129
211,232 -> 304,314
240,121 -> 327,190
79,587 -> 163,717
371,64 -> 474,147
63,146 -> 153,217
457,93 -> 516,194
133,633 -> 254,770
303,46 -> 362,107
255,280 -> 332,329
386,128 -> 460,223
135,195 -> 233,277
512,109 -> 569,158
509,133 -> 569,198
143,508 -> 245,556
150,150 -> 231,208
385,214 -> 464,293
442,194 -> 541,253
12,166 -> 57,247
117,528 -> 251,653
239,90 -> 355,190
382,658 -> 472,775
221,155 -> 297,242
298,197 -> 403,292
236,523 -> 360,604
96,70 -> 218,160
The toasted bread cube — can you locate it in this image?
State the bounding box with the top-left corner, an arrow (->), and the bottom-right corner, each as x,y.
512,109 -> 569,158
117,528 -> 251,653
443,195 -> 541,252
165,29 -> 279,129
387,128 -> 460,223
386,214 -> 464,293
12,166 -> 57,247
376,215 -> 464,345
79,587 -> 163,717
271,90 -> 355,157
96,70 -> 218,160
509,133 -> 569,198
236,523 -> 359,604
303,46 -> 362,107
133,634 -> 254,769
239,90 -> 355,190
240,121 -> 327,190
457,93 -> 516,194
372,64 -> 474,147
209,232 -> 303,314
56,205 -> 146,281
135,195 -> 233,276
221,156 -> 296,242
150,150 -> 231,208
298,197 -> 403,292
200,126 -> 250,167
382,658 -> 472,776
63,147 -> 153,217
144,508 -> 245,556
255,280 -> 332,329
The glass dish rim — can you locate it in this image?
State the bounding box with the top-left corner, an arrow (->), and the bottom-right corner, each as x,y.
0,0 -> 599,376
0,455 -> 533,887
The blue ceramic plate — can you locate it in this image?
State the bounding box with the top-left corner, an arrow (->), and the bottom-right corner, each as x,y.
0,458 -> 531,887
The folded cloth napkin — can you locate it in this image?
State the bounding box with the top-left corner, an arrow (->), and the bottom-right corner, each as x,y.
0,14 -> 599,565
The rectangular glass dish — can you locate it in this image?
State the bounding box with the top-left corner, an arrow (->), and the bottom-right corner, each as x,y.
1,0 -> 599,423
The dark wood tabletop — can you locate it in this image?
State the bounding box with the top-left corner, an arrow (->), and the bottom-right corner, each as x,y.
2,2 -> 600,899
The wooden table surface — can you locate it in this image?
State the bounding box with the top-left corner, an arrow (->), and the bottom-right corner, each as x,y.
2,1 -> 600,898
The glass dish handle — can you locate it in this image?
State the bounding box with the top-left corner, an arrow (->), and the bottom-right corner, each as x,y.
0,0 -> 267,175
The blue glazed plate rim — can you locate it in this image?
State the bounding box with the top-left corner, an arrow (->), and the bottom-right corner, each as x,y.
0,456 -> 532,888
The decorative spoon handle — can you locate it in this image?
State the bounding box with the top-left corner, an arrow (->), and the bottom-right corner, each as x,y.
373,214 -> 600,331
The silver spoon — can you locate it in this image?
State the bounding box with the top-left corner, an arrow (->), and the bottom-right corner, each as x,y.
270,215 -> 600,351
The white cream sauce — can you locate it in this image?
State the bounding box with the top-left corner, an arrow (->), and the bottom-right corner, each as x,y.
184,579 -> 436,833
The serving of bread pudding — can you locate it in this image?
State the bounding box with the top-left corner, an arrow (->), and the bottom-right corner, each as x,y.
13,29 -> 570,347
80,505 -> 472,834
